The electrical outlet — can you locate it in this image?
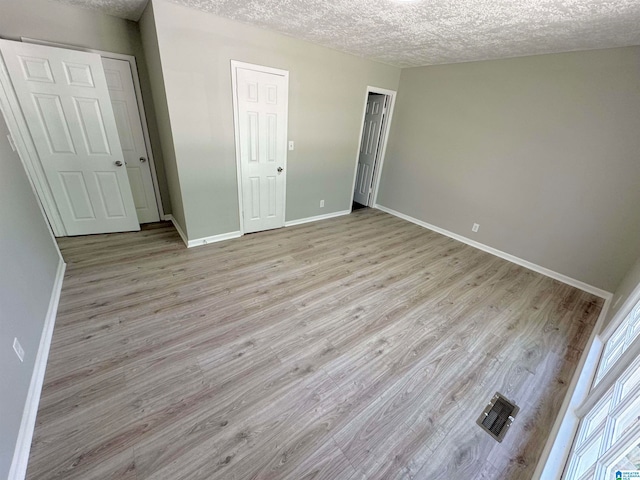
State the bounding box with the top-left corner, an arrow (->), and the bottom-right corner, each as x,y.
320,200 -> 325,208
472,223 -> 480,233
13,337 -> 25,362
288,141 -> 294,151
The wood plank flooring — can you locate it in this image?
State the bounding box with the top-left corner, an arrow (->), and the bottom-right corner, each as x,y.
26,208 -> 603,480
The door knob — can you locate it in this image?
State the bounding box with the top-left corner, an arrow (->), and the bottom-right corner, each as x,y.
277,167 -> 283,173
115,161 -> 123,167
140,157 -> 147,163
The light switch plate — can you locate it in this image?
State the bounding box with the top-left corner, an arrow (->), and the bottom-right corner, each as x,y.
7,134 -> 17,152
288,141 -> 294,151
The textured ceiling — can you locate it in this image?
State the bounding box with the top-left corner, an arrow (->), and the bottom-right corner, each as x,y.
55,0 -> 640,67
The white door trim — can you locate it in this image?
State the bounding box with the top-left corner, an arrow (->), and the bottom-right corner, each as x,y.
20,38 -> 165,221
230,60 -> 289,235
350,86 -> 397,209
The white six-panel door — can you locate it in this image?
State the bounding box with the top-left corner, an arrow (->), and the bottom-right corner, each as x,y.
102,57 -> 159,224
354,93 -> 385,206
233,63 -> 288,234
0,40 -> 139,235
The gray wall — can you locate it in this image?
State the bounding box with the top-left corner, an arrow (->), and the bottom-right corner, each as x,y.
142,0 -> 401,240
0,112 -> 62,478
139,2 -> 187,234
377,47 -> 640,292
0,0 -> 172,215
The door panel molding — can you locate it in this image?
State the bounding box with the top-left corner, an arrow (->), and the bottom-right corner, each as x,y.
350,86 -> 397,209
0,50 -> 67,235
101,57 -> 160,223
231,60 -> 289,235
21,37 -> 166,222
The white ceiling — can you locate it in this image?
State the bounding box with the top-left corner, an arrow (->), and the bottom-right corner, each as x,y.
56,0 -> 640,67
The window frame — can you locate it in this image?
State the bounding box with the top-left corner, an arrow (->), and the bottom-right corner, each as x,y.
534,280 -> 640,480
564,352 -> 640,479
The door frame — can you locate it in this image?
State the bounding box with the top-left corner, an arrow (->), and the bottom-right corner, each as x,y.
230,60 -> 289,235
350,86 -> 397,209
19,38 -> 165,225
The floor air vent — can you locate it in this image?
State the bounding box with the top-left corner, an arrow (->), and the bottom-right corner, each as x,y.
476,392 -> 519,442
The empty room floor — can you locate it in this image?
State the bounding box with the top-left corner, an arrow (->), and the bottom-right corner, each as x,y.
26,209 -> 603,480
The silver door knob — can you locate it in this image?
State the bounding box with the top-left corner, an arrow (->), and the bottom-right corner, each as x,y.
115,161 -> 123,167
277,167 -> 283,173
140,157 -> 147,163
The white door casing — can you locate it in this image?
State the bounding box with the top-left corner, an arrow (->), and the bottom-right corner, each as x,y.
102,57 -> 159,223
354,93 -> 385,206
0,40 -> 139,235
232,62 -> 288,234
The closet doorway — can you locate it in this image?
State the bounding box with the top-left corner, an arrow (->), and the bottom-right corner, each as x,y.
351,87 -> 396,210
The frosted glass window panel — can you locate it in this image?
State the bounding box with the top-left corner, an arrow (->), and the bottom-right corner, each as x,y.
613,395 -> 640,443
626,304 -> 640,345
576,465 -> 596,480
596,303 -> 640,385
597,328 -> 626,384
580,392 -> 613,443
620,356 -> 640,400
604,330 -> 625,364
567,433 -> 604,480
607,441 -> 640,473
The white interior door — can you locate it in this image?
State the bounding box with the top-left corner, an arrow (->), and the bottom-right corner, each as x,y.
233,63 -> 288,234
0,40 -> 139,235
354,93 -> 385,206
102,57 -> 159,224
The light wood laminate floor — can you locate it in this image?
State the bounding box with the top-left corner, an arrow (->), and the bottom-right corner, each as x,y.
27,209 -> 603,480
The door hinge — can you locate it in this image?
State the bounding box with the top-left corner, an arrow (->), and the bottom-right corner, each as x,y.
6,133 -> 17,152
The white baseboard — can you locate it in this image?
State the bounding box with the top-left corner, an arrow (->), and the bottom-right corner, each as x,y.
165,214 -> 241,248
374,204 -> 612,300
168,210 -> 351,247
186,231 -> 242,248
9,258 -> 66,480
284,209 -> 351,227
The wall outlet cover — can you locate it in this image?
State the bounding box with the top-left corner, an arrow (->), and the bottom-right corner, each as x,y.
13,337 -> 25,362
